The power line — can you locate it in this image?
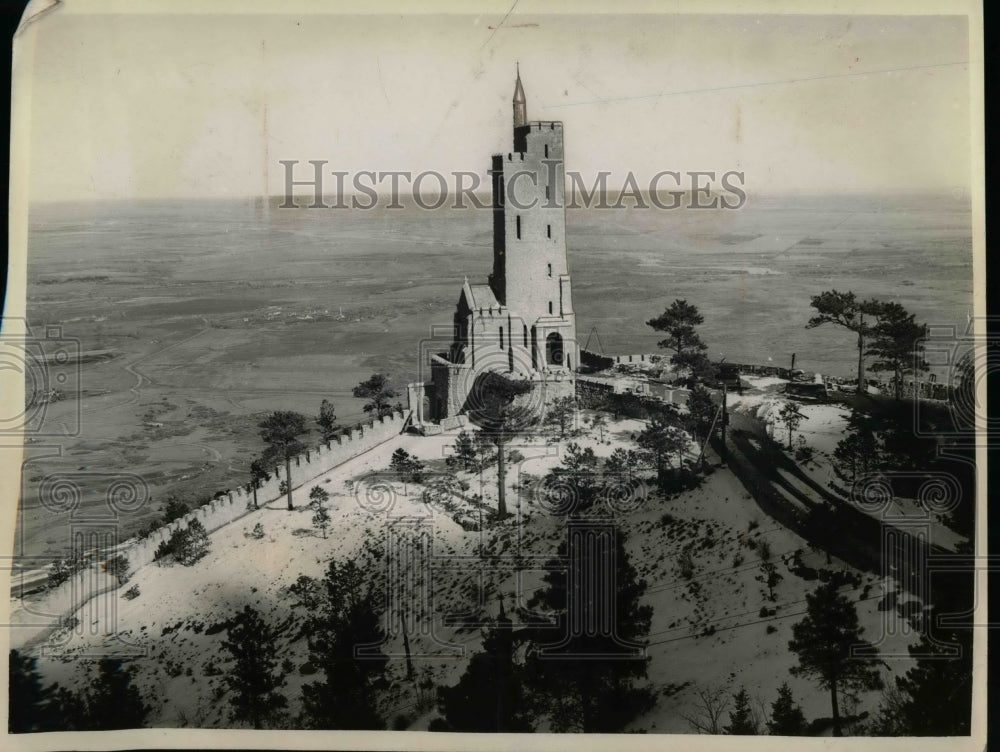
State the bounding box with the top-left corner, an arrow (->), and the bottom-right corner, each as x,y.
399,551 -> 878,657
378,585 -> 916,724
646,584 -> 884,649
383,523 -> 831,627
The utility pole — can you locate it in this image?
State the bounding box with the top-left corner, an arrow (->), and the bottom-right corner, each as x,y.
697,395 -> 726,467
695,356 -> 728,467
720,381 -> 728,463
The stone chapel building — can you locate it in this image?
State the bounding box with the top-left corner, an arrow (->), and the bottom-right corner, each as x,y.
408,69 -> 579,428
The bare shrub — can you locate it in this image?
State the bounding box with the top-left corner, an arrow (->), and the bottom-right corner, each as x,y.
681,684 -> 731,734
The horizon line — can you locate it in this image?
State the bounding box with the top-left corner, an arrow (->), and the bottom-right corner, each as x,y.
28,188 -> 972,206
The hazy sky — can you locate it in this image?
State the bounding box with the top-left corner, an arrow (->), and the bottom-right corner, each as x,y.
21,7 -> 972,201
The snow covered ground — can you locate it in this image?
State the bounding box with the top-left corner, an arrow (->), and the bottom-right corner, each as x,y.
27,406 -> 927,733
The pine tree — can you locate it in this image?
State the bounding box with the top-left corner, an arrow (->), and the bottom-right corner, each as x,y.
788,580 -> 883,736
309,485 -> 330,505
156,518 -> 211,565
9,650 -> 48,733
806,291 -> 881,394
604,448 -> 630,479
85,658 -> 150,730
221,605 -> 288,729
890,627 -> 972,735
524,526 -> 655,732
43,684 -> 88,731
162,495 -> 190,523
447,430 -> 478,472
467,372 -> 534,518
724,687 -> 757,734
301,559 -> 388,729
605,448 -> 642,482
756,560 -> 783,601
542,442 -> 600,511
767,682 -> 807,735
544,395 -> 577,438
832,426 -> 881,484
154,527 -> 187,563
312,505 -> 331,538
473,429 -> 496,468
101,554 -> 130,583
431,602 -> 532,732
637,415 -> 690,487
866,302 -> 928,399
867,685 -> 910,735
259,411 -> 309,509
646,299 -> 713,382
248,458 -> 269,510
778,401 -> 806,451
316,398 -> 338,441
352,373 -> 399,418
177,518 -> 210,565
389,448 -> 424,483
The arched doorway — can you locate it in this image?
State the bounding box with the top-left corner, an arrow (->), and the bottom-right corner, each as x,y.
546,332 -> 564,366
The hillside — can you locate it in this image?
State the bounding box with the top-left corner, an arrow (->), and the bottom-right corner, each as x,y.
28,402 -> 923,733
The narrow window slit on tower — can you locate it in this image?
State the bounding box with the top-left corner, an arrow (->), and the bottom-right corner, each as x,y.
545,186 -> 550,200
547,225 -> 551,239
544,144 -> 549,158
548,301 -> 553,315
499,327 -> 504,349
547,263 -> 552,276
516,215 -> 521,239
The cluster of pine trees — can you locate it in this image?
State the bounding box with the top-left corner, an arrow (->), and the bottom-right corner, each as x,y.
248,377 -> 401,511
10,653 -> 150,732
428,518 -> 656,733
210,511 -> 660,733
677,576 -> 971,737
10,548 -> 972,735
806,290 -> 929,398
214,554 -> 391,729
684,683 -> 807,735
153,518 -> 211,565
831,403 -> 975,537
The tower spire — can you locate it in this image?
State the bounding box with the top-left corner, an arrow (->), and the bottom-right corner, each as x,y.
513,63 -> 527,128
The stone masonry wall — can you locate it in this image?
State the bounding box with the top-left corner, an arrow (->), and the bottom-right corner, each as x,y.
10,411 -> 408,650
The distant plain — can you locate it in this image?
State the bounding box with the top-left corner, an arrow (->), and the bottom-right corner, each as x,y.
19,193 -> 972,558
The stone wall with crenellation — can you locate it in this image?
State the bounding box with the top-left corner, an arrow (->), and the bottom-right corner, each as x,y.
9,410 -> 409,650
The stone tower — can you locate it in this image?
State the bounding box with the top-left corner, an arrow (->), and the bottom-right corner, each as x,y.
416,68 -> 578,426
488,68 -> 578,374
